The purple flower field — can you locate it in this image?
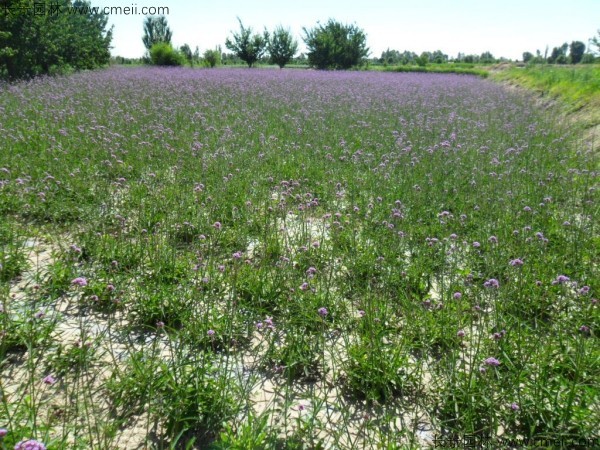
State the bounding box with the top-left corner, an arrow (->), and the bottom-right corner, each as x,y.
0,67 -> 597,448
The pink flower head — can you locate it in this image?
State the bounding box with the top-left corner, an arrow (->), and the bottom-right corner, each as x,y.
484,357 -> 500,367
483,278 -> 499,289
318,307 -> 328,317
42,375 -> 56,385
14,439 -> 47,450
71,277 -> 87,287
552,275 -> 570,285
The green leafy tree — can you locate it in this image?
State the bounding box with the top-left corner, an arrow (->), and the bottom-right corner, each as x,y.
180,44 -> 193,66
0,0 -> 112,80
479,51 -> 496,64
142,16 -> 172,51
522,52 -> 534,63
590,30 -> 600,55
569,41 -> 585,64
267,26 -> 298,68
302,19 -> 369,70
225,18 -> 268,68
548,43 -> 568,63
416,52 -> 429,67
203,47 -> 222,68
149,42 -> 183,66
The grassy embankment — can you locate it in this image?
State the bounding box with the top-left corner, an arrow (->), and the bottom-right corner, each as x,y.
492,64 -> 600,133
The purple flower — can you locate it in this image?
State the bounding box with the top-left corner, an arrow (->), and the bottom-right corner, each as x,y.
207,329 -> 215,336
579,325 -> 590,333
318,307 -> 328,317
213,221 -> 222,230
457,329 -> 466,338
71,277 -> 87,287
472,241 -> 481,248
300,282 -> 309,291
14,439 -> 46,450
33,310 -> 45,319
232,251 -> 242,260
306,267 -> 317,278
453,292 -> 462,300
42,375 -> 56,385
0,427 -> 7,437
264,316 -> 275,329
156,321 -> 165,329
509,258 -> 524,267
484,357 -> 500,367
578,286 -> 590,295
552,275 -> 570,285
488,235 -> 498,243
483,278 -> 499,289
510,403 -> 519,411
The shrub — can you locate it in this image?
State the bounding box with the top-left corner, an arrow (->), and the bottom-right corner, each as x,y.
149,42 -> 184,66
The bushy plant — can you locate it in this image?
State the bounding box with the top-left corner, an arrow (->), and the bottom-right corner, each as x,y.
149,42 -> 184,66
203,48 -> 222,68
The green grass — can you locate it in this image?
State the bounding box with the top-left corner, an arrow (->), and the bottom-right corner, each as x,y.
492,64 -> 600,113
374,63 -> 490,77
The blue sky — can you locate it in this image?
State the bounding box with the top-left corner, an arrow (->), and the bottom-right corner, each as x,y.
94,0 -> 599,60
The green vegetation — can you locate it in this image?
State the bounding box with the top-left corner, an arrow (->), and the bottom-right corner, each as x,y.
0,0 -> 112,79
492,64 -> 600,122
149,42 -> 185,66
267,26 -> 298,69
379,63 -> 490,77
142,15 -> 172,51
0,67 -> 597,448
225,18 -> 269,68
303,19 -> 369,69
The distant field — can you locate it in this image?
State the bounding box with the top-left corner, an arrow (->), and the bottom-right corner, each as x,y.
0,68 -> 598,449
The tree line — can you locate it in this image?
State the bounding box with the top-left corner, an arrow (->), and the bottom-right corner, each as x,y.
0,0 -> 112,80
143,17 -> 368,70
1,3 -> 599,80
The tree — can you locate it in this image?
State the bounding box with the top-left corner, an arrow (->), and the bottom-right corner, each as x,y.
302,19 -> 369,70
479,51 -> 496,64
522,52 -> 534,63
142,16 -> 172,51
548,43 -> 568,64
569,41 -> 585,64
0,0 -> 112,80
416,52 -> 429,67
149,42 -> 183,66
203,47 -> 222,68
590,30 -> 600,55
225,18 -> 268,67
268,26 -> 298,68
180,44 -> 193,66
